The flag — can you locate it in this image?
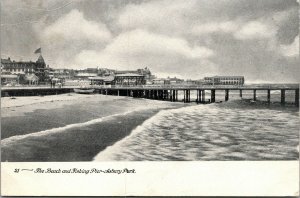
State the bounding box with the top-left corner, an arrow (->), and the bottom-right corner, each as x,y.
34,48 -> 41,54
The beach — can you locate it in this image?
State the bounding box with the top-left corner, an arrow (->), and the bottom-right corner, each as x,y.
1,92 -> 299,162
1,93 -> 186,161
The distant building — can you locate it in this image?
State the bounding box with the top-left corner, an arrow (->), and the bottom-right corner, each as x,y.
152,78 -> 168,85
86,68 -> 98,73
1,57 -> 36,75
168,77 -> 184,84
204,76 -> 244,85
152,77 -> 184,85
1,74 -> 19,85
1,55 -> 48,83
74,72 -> 97,79
48,69 -> 74,79
24,74 -> 39,85
185,79 -> 198,85
98,68 -> 115,76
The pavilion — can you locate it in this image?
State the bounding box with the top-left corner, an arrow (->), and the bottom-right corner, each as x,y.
114,73 -> 145,86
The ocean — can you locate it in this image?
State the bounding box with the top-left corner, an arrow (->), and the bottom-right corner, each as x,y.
1,92 -> 299,161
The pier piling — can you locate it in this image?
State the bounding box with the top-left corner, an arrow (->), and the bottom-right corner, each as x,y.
211,89 -> 215,103
173,90 -> 176,102
202,90 -> 205,103
198,90 -> 202,103
253,89 -> 256,101
295,89 -> 299,107
281,89 -> 285,105
267,90 -> 271,104
240,90 -> 243,98
225,89 -> 229,101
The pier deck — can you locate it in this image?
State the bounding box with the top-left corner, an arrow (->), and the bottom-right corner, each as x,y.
1,84 -> 299,106
95,84 -> 299,106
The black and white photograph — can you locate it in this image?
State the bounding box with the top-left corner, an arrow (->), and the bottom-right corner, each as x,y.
1,0 -> 299,196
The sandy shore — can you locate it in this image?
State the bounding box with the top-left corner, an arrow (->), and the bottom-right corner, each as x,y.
1,93 -> 121,117
1,93 -> 161,118
1,93 -> 99,108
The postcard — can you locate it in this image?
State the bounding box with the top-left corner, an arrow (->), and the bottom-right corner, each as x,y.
1,0 -> 299,196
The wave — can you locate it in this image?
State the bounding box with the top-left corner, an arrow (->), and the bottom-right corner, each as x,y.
94,101 -> 299,161
93,104 -> 217,161
1,106 -> 154,147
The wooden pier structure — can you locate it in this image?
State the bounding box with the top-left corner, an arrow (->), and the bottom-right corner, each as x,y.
1,84 -> 299,107
1,87 -> 74,97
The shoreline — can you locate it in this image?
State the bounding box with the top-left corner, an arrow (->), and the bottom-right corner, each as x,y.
1,108 -> 163,162
1,94 -> 186,162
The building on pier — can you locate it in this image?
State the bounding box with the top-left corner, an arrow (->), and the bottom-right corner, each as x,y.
204,76 -> 244,85
89,76 -> 114,85
114,73 -> 146,85
115,67 -> 154,82
152,77 -> 184,85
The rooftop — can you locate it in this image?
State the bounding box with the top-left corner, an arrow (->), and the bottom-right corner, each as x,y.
1,74 -> 18,78
209,76 -> 244,78
75,73 -> 98,77
88,76 -> 115,81
115,73 -> 144,77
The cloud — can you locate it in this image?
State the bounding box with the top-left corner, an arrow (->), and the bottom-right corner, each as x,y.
117,0 -> 196,35
192,20 -> 277,41
43,9 -> 111,43
75,29 -> 214,65
74,29 -> 215,78
280,35 -> 299,57
192,21 -> 239,35
111,29 -> 214,59
234,21 -> 276,40
191,21 -> 240,35
1,0 -> 298,82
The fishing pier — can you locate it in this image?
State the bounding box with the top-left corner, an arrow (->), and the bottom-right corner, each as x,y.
95,84 -> 299,107
1,84 -> 299,107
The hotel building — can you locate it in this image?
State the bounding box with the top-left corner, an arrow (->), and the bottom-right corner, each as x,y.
204,76 -> 245,85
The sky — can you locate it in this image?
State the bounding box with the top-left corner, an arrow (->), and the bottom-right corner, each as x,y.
1,0 -> 299,82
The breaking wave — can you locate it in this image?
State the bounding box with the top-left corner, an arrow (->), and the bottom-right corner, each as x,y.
94,101 -> 299,161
